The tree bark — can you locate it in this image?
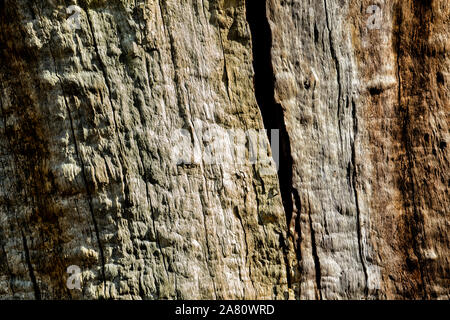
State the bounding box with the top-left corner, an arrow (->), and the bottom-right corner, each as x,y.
0,0 -> 448,299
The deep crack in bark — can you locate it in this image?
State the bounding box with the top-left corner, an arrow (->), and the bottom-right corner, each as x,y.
245,0 -> 295,290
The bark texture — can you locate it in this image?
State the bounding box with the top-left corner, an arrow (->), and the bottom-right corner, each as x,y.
0,0 -> 448,300
266,0 -> 449,299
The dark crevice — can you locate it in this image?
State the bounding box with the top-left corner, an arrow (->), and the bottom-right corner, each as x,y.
293,190 -> 303,263
323,0 -> 343,155
351,99 -> 369,297
307,198 -> 322,300
245,0 -> 295,289
22,231 -> 41,300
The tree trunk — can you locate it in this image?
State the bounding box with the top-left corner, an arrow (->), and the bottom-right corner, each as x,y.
0,0 -> 448,299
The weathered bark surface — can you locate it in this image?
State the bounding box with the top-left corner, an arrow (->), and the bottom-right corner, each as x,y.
0,0 -> 289,299
267,0 -> 449,299
0,0 -> 448,300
